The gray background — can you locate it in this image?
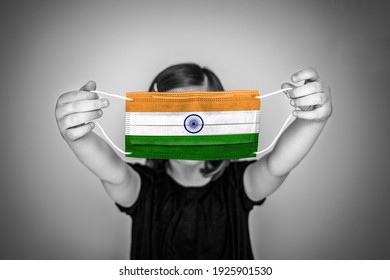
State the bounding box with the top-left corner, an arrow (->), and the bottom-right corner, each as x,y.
1,0 -> 389,259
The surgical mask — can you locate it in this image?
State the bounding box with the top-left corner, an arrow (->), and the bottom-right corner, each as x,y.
92,88 -> 293,160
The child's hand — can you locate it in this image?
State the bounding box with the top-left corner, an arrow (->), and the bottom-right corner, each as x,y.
282,67 -> 332,121
55,81 -> 109,142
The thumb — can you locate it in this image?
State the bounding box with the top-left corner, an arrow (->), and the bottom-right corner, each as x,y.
80,80 -> 96,91
281,82 -> 295,98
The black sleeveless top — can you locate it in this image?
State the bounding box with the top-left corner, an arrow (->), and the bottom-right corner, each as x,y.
116,160 -> 266,259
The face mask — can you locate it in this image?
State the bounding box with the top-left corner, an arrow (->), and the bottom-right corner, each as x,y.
92,88 -> 293,160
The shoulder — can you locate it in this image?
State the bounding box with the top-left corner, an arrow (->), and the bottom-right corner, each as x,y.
130,161 -> 171,180
128,162 -> 157,178
217,160 -> 265,210
126,162 -> 171,192
224,160 -> 257,188
227,160 -> 256,179
116,162 -> 165,216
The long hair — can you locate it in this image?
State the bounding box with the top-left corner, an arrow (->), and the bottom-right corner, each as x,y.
145,63 -> 230,180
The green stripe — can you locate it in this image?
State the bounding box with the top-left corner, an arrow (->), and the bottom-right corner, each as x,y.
126,134 -> 258,146
125,134 -> 258,160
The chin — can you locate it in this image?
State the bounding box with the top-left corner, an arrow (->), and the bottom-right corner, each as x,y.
174,160 -> 204,166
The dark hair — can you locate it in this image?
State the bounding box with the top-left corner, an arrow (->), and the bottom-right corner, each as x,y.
145,63 -> 230,180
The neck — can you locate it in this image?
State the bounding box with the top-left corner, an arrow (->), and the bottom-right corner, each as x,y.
168,160 -> 210,187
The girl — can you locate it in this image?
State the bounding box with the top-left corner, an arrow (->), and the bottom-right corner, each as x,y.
54,63 -> 332,259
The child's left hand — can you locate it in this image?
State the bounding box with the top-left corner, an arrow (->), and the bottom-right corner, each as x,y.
282,67 -> 332,121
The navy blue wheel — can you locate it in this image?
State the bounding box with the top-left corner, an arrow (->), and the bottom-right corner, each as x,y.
184,114 -> 204,134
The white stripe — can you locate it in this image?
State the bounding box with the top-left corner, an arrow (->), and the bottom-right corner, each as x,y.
125,113 -> 131,136
125,110 -> 259,136
126,123 -> 258,136
126,110 -> 258,125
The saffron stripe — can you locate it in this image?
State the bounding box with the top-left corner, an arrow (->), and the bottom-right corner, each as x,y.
126,90 -> 260,112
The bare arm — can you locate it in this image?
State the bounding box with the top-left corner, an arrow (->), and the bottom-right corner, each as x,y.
55,81 -> 140,207
244,68 -> 332,201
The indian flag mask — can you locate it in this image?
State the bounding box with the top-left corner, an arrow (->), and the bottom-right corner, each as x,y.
92,88 -> 293,160
125,90 -> 260,160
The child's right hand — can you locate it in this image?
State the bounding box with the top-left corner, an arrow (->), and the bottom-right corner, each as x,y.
55,80 -> 109,142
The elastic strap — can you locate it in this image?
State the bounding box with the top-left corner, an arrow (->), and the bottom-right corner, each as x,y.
95,122 -> 132,155
255,113 -> 293,155
92,90 -> 133,102
257,88 -> 291,99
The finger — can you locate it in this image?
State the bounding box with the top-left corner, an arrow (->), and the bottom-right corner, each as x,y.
57,90 -> 99,105
281,83 -> 296,98
64,122 -> 95,141
293,105 -> 329,121
80,80 -> 96,91
57,98 -> 109,117
290,81 -> 326,99
291,67 -> 319,83
61,110 -> 103,129
290,92 -> 328,108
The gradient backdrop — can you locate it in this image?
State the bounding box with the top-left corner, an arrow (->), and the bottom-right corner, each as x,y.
0,0 -> 389,259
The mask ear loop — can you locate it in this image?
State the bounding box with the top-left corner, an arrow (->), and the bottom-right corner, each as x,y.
254,88 -> 294,155
92,90 -> 133,102
90,88 -> 294,157
91,90 -> 132,155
